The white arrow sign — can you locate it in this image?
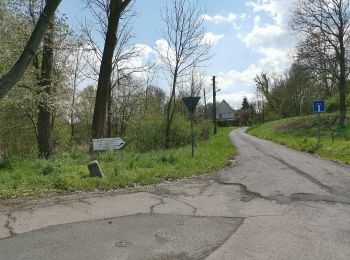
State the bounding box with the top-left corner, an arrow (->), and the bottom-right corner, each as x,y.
92,138 -> 125,151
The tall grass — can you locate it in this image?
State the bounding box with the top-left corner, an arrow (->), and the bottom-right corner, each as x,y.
0,127 -> 236,199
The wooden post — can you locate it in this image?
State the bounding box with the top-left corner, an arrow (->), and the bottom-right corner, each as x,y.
213,76 -> 217,135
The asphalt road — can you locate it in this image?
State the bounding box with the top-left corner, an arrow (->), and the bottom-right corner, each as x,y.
1,128 -> 350,260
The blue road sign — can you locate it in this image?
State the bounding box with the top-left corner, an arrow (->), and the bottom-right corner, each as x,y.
313,100 -> 326,113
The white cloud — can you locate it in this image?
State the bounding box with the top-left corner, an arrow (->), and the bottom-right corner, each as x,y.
217,64 -> 261,92
243,16 -> 283,49
119,43 -> 157,70
202,32 -> 225,45
246,0 -> 286,26
239,0 -> 296,73
155,38 -> 176,65
202,13 -> 237,24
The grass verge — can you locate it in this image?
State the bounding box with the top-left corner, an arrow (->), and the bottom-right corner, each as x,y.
247,114 -> 350,164
0,127 -> 236,199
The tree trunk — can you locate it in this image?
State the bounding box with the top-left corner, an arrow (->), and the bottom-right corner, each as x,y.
37,14 -> 54,158
339,38 -> 347,127
243,109 -> 246,125
165,94 -> 176,149
91,0 -> 131,139
107,88 -> 113,138
70,50 -> 81,139
0,0 -> 61,99
165,67 -> 178,149
37,106 -> 53,158
70,85 -> 76,138
203,89 -> 208,120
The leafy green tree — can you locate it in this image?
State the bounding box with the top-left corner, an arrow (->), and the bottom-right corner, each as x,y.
242,97 -> 249,125
0,0 -> 62,99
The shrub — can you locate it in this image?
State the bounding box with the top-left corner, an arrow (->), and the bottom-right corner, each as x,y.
40,161 -> 61,176
217,119 -> 236,127
195,120 -> 212,141
0,158 -> 13,170
168,115 -> 192,148
126,112 -> 166,152
326,93 -> 350,113
126,113 -> 214,152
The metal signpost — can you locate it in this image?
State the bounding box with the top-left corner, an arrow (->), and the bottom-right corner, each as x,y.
92,138 -> 125,151
313,100 -> 326,149
182,96 -> 201,158
212,76 -> 217,135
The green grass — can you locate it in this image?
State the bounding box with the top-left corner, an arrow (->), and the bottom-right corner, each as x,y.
247,114 -> 350,164
0,127 -> 237,199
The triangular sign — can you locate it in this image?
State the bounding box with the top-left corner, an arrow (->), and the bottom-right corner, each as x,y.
182,96 -> 201,113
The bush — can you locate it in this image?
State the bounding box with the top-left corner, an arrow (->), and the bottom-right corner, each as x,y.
326,93 -> 350,113
195,120 -> 212,141
39,161 -> 62,176
126,113 -> 212,152
217,119 -> 235,127
168,115 -> 192,148
0,158 -> 13,170
126,112 -> 166,152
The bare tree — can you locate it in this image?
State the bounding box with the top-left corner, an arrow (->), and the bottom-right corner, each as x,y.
255,72 -> 283,117
291,0 -> 350,126
187,66 -> 207,97
113,75 -> 144,137
295,34 -> 338,96
0,0 -> 61,99
255,73 -> 271,108
158,0 -> 210,148
69,38 -> 90,139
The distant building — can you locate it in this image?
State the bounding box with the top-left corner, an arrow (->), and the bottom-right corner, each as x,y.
216,100 -> 235,120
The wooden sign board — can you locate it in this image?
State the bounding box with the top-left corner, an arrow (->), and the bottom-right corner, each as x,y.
92,138 -> 125,151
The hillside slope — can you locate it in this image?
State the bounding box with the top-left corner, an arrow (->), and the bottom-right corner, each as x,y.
247,114 -> 350,164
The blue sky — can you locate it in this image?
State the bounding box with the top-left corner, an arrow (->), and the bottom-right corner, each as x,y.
59,0 -> 296,108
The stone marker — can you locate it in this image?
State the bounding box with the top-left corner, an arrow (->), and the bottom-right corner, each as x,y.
88,160 -> 104,178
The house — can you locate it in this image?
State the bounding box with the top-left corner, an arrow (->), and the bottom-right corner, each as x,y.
216,100 -> 235,120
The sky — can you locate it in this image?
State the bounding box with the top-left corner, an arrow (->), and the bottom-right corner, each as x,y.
59,0 -> 297,109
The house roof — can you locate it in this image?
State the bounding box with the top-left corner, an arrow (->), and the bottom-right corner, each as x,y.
218,100 -> 234,113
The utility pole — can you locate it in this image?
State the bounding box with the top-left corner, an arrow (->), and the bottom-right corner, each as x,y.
212,76 -> 217,135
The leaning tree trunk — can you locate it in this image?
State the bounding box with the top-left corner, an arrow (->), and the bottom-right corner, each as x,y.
37,14 -> 54,158
0,0 -> 61,99
91,0 -> 131,139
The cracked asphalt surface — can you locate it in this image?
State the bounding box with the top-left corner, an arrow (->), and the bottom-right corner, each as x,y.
1,128 -> 350,259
